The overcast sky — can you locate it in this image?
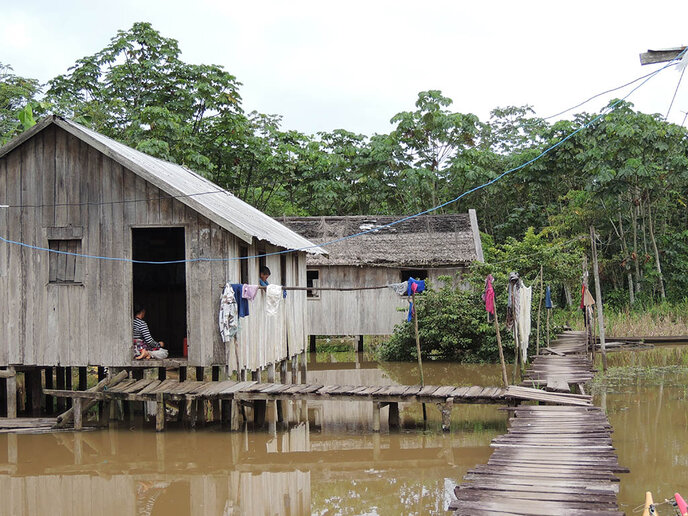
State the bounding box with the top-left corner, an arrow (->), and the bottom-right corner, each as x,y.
3,0 -> 688,135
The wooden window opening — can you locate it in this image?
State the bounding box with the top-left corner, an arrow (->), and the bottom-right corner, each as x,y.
307,269 -> 320,299
48,239 -> 82,284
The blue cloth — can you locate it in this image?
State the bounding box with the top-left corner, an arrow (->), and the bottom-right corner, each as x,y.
231,284 -> 250,317
406,278 -> 426,296
545,285 -> 552,309
406,277 -> 426,321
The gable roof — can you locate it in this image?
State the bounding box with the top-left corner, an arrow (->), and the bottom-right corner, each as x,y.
0,116 -> 324,254
281,211 -> 484,267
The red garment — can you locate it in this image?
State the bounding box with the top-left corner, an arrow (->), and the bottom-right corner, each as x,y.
483,274 -> 495,315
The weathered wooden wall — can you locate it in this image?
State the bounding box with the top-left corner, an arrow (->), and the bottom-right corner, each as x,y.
307,265 -> 465,336
0,125 -> 307,368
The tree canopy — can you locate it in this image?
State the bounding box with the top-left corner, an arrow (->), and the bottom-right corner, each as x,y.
3,22 -> 688,307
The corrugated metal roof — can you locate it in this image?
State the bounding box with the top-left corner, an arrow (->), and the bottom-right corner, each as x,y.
1,116 -> 324,254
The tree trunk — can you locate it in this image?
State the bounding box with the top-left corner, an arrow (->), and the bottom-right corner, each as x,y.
647,200 -> 666,299
617,210 -> 635,305
631,202 -> 641,294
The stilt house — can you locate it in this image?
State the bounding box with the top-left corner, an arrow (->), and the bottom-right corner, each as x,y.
282,212 -> 484,338
0,115 -> 324,370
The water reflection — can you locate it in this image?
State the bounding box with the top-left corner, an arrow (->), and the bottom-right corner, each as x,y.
594,367 -> 688,513
0,360 -> 507,515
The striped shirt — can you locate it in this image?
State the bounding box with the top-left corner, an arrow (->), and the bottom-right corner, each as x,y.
133,317 -> 156,346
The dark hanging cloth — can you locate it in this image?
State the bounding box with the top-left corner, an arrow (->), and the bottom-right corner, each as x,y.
506,272 -> 520,331
545,285 -> 552,309
231,284 -> 250,318
406,277 -> 426,322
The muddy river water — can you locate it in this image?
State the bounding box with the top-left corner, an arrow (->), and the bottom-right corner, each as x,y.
0,354 -> 686,515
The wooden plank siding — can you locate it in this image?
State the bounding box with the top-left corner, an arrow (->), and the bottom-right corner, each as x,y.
307,265 -> 464,336
0,125 -> 309,369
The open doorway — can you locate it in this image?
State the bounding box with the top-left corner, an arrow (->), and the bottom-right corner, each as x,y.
132,228 -> 187,358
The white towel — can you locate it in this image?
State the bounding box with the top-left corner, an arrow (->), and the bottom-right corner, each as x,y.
265,284 -> 283,316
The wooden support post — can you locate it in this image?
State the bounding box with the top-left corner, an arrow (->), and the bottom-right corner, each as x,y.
156,393 -> 165,432
211,366 -> 220,422
26,369 -> 41,417
56,367 -> 65,412
268,400 -> 277,435
78,367 -> 88,391
590,225 -> 608,371
411,293 -> 427,422
44,367 -> 53,415
357,335 -> 364,353
267,363 -> 275,383
97,367 -> 106,382
133,368 -> 144,381
493,310 -> 509,388
300,352 -> 307,384
6,367 -> 16,419
372,402 -> 381,432
196,367 -> 204,381
251,369 -> 260,382
73,398 -> 83,430
65,367 -> 72,409
179,366 -> 187,382
280,360 -> 288,383
439,397 -> 454,432
221,399 -> 232,427
536,264 -> 544,356
158,367 -> 166,381
546,307 -> 551,348
230,400 -> 241,431
309,335 -> 316,353
291,355 -> 298,384
388,402 -> 400,430
0,377 -> 6,417
254,400 -> 267,429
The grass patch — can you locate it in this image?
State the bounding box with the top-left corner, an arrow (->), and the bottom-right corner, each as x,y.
595,346 -> 688,369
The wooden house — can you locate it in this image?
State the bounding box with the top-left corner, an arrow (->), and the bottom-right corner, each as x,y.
0,115 -> 324,371
282,212 -> 483,340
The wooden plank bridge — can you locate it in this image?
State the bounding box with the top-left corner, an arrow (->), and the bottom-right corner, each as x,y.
43,371 -> 591,432
449,331 -> 628,516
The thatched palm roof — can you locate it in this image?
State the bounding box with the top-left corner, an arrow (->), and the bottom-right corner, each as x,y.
280,211 -> 483,267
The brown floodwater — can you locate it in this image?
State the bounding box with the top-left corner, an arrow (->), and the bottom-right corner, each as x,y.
0,353 -> 685,515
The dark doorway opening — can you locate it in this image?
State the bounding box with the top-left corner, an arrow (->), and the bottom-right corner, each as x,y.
132,228 -> 187,358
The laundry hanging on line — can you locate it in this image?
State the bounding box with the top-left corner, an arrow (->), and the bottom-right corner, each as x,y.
483,274 -> 495,320
265,284 -> 283,316
545,285 -> 552,309
231,284 -> 250,317
406,277 -> 426,322
242,284 -> 259,301
219,283 -> 239,341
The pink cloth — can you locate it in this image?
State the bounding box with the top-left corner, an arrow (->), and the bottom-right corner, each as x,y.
483,274 -> 495,315
242,284 -> 259,301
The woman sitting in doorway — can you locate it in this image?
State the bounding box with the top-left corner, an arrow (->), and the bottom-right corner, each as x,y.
133,304 -> 168,360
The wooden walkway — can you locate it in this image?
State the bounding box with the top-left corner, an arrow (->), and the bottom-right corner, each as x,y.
450,331 -> 627,516
41,361 -> 591,432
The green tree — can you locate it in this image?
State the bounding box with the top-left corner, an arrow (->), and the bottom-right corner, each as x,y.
0,63 -> 43,144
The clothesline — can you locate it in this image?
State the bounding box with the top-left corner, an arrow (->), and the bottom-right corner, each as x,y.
217,284 -> 395,292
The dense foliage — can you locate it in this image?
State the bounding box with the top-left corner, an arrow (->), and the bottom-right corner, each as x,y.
3,22 -> 688,311
379,276 -> 514,363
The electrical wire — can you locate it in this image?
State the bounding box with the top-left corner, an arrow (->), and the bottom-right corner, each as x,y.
542,66 -> 675,121
666,64 -> 687,120
0,48 -> 685,265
